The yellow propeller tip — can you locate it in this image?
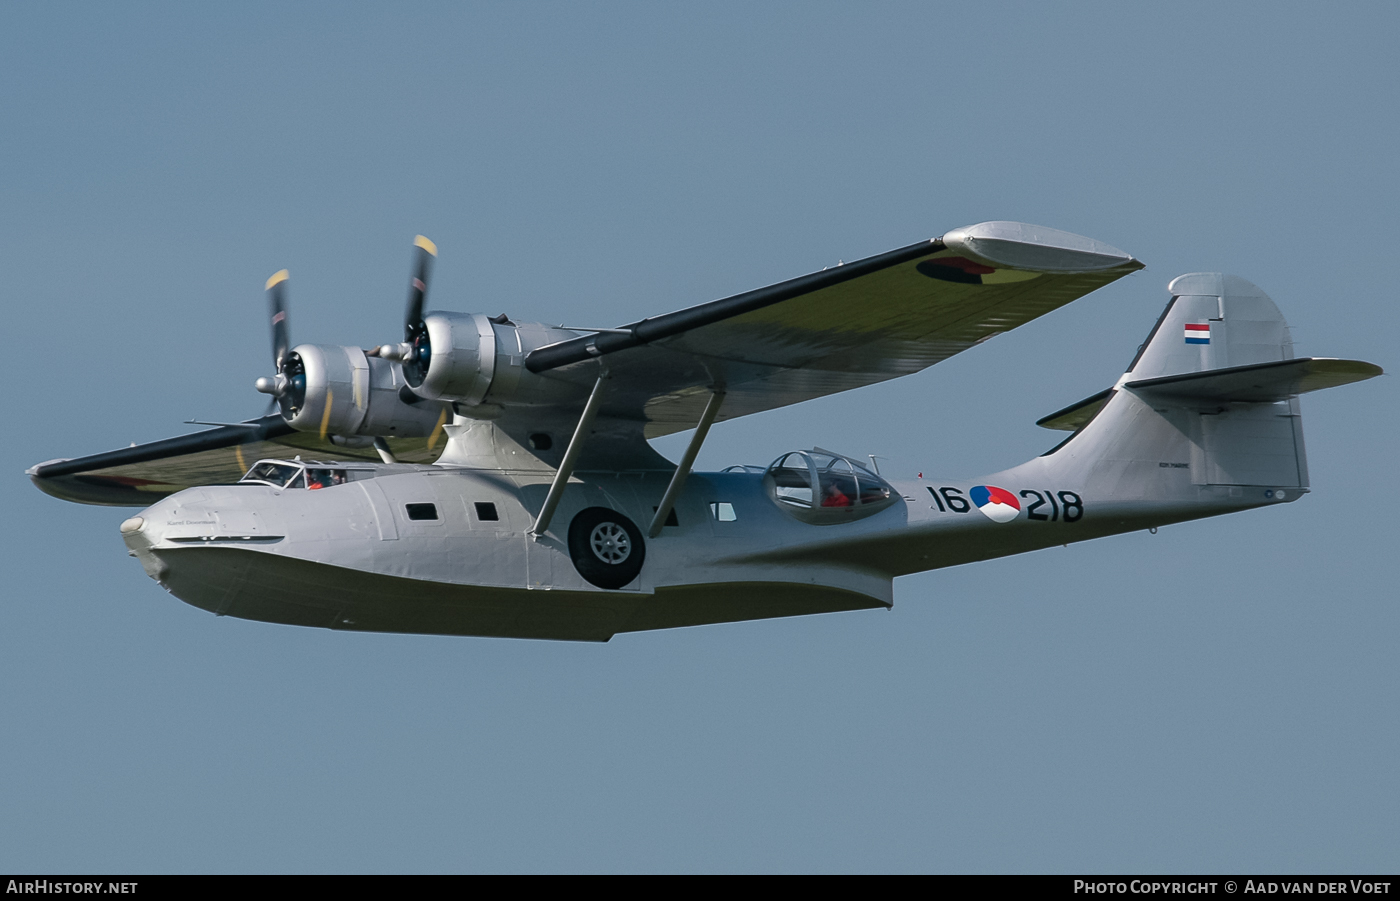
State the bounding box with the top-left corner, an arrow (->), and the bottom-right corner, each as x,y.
265,270 -> 289,290
414,235 -> 438,256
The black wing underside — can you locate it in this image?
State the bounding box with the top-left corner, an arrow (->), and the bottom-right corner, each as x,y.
29,417 -> 447,506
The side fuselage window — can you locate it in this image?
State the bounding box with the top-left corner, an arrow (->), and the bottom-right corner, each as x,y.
406,503 -> 438,521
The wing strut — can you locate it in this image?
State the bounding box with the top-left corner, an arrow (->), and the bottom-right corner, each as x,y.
648,390 -> 724,538
530,371 -> 610,538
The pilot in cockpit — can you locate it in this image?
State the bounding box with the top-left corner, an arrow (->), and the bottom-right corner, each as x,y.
305,468 -> 347,490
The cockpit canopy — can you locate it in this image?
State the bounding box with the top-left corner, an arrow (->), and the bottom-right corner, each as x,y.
762,448 -> 897,524
239,459 -> 370,490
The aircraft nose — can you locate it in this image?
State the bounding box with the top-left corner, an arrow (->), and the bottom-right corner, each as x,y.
121,499 -> 174,583
120,511 -> 156,551
120,496 -> 176,548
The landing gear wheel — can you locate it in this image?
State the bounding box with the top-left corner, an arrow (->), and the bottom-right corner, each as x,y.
568,507 -> 646,589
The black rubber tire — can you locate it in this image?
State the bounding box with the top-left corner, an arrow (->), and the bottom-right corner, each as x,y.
568,507 -> 646,590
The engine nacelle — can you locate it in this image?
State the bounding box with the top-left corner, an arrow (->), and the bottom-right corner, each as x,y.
405,313 -> 497,405
281,344 -> 446,437
400,314 -> 585,408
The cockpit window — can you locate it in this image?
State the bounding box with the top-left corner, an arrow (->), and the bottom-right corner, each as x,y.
762,449 -> 897,524
240,460 -> 351,490
243,462 -> 302,488
305,468 -> 347,489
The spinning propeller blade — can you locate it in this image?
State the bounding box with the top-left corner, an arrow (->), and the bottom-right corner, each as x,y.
381,235 -> 439,386
254,269 -> 302,417
404,235 -> 436,341
266,269 -> 290,370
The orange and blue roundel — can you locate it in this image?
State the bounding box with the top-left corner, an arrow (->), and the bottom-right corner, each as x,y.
970,485 -> 1021,523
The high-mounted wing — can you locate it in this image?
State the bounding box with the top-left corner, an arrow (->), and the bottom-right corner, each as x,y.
30,222 -> 1142,506
526,221 -> 1143,436
28,418 -> 449,506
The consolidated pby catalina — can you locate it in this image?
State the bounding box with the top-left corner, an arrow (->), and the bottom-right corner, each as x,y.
28,222 -> 1383,641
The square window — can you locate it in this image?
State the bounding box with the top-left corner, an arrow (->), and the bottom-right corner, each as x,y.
710,502 -> 736,522
406,503 -> 438,521
474,502 -> 499,522
651,506 -> 679,527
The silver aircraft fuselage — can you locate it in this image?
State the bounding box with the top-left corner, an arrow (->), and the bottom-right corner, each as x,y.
120,459 -> 1289,641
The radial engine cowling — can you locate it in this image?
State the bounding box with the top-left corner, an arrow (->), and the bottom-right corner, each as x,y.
281,344 -> 446,437
402,313 -> 499,405
400,314 -> 584,408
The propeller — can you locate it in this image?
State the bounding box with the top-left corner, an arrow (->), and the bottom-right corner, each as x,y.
379,235 -> 437,388
253,235 -> 438,418
253,269 -> 305,417
268,269 -> 290,370
404,234 -> 437,341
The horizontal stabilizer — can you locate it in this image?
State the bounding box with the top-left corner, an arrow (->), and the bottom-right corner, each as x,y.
1037,358 -> 1382,430
1125,357 -> 1381,402
1036,388 -> 1113,431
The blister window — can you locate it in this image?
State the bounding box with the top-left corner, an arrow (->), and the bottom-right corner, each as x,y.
762,449 -> 896,524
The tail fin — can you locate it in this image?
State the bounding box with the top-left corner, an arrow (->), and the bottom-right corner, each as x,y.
1020,273 -> 1380,499
1128,272 -> 1295,380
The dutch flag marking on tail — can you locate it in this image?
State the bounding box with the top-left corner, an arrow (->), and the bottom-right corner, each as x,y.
1184,322 -> 1211,345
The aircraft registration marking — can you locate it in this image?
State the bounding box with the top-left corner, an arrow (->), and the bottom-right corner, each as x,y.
927,486 -> 1083,523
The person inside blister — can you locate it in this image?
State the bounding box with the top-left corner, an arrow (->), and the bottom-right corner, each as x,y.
821,482 -> 852,507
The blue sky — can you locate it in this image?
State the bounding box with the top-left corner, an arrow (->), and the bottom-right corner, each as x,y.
2,2 -> 1396,873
